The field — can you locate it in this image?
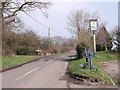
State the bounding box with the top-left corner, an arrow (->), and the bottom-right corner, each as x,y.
68,51 -> 118,85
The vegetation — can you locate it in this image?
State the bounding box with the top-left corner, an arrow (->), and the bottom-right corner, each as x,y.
2,2 -> 75,56
68,51 -> 118,85
2,26 -> 75,56
96,26 -> 113,51
1,56 -> 37,70
2,1 -> 51,56
67,9 -> 100,50
76,45 -> 85,59
93,51 -> 118,62
15,48 -> 37,55
110,26 -> 120,52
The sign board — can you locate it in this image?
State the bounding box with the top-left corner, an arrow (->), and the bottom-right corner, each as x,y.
90,19 -> 98,31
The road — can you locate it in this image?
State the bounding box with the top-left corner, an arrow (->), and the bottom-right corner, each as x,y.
2,52 -> 74,88
2,52 -> 119,89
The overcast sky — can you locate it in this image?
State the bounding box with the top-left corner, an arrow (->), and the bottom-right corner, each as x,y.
18,1 -> 118,38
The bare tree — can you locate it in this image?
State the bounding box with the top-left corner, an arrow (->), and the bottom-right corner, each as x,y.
1,1 -> 51,56
67,9 -> 99,49
1,1 -> 51,25
111,26 -> 120,50
53,36 -> 64,46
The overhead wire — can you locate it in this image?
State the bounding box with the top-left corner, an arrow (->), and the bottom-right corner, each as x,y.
22,10 -> 71,37
14,3 -> 71,37
23,22 -> 48,35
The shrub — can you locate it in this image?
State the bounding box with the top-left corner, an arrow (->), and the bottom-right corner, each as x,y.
96,44 -> 102,51
96,44 -> 107,51
106,45 -> 112,51
51,49 -> 58,54
16,48 -> 32,55
101,45 -> 106,51
76,45 -> 84,59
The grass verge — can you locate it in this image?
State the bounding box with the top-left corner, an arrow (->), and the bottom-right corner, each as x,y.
93,51 -> 118,62
68,51 -> 118,85
1,56 -> 38,70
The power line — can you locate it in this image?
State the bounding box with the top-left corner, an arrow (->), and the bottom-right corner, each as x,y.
23,22 -> 48,35
22,10 -> 49,28
15,4 -> 71,37
22,10 -> 71,37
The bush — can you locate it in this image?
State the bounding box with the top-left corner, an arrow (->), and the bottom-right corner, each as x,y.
16,48 -> 32,55
96,44 -> 102,51
76,45 -> 84,59
51,49 -> 58,54
106,45 -> 112,51
101,45 -> 106,51
96,44 -> 107,51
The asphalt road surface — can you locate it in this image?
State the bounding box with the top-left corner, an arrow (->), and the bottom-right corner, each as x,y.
2,52 -> 119,88
2,52 -> 74,88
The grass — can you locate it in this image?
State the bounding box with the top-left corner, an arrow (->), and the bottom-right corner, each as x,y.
93,51 -> 118,62
68,51 -> 118,85
1,55 -> 38,70
0,52 -> 67,70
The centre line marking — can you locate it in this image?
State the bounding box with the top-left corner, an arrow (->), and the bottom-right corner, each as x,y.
44,60 -> 53,65
16,67 -> 39,80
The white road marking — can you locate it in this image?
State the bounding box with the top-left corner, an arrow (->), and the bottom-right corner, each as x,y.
44,60 -> 53,65
16,67 -> 39,80
65,63 -> 68,69
108,75 -> 116,85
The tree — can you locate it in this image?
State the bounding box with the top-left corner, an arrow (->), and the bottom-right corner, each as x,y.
111,26 -> 120,51
67,9 -> 99,50
2,1 -> 51,25
96,26 -> 113,50
1,1 -> 51,56
53,36 -> 64,46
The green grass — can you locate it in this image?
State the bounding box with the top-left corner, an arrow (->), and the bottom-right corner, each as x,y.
93,51 -> 118,62
69,51 -> 118,85
1,56 -> 37,69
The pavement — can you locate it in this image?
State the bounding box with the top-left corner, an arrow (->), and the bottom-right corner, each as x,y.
99,61 -> 118,85
99,61 -> 118,79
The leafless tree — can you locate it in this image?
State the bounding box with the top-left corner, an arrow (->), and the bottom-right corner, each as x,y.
67,9 -> 99,49
53,36 -> 65,46
1,1 -> 51,25
111,26 -> 120,50
1,1 -> 51,56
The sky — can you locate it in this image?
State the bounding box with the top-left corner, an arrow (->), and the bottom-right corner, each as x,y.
18,1 -> 118,38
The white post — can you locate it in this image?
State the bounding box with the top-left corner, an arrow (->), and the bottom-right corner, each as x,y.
93,31 -> 96,54
90,19 -> 97,54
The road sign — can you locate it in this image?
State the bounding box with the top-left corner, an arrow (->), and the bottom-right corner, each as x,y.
90,19 -> 98,31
